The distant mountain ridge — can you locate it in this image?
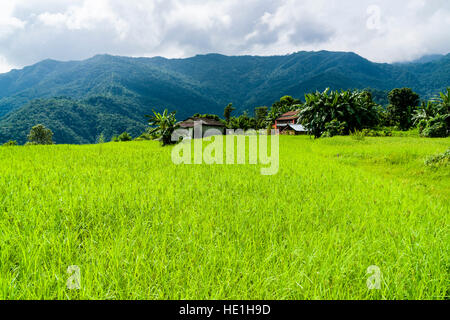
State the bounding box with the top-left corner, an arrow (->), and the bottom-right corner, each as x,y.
399,54 -> 446,65
0,51 -> 449,144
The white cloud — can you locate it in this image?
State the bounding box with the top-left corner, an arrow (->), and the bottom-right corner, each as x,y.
37,1 -> 129,39
0,0 -> 449,73
0,55 -> 14,73
0,1 -> 26,39
164,1 -> 233,30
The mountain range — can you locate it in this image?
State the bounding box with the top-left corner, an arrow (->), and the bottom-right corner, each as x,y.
0,50 -> 449,144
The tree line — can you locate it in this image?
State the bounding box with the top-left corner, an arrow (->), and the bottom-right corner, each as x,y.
144,87 -> 449,145
298,87 -> 449,138
2,87 -> 449,147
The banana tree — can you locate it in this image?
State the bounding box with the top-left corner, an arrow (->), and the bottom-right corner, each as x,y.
413,101 -> 438,126
298,88 -> 379,138
437,87 -> 450,115
146,109 -> 179,146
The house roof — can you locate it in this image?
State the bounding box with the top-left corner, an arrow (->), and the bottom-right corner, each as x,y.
276,110 -> 301,121
179,117 -> 225,128
282,123 -> 307,132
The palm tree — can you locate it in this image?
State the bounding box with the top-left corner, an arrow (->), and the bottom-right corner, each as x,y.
145,109 -> 178,146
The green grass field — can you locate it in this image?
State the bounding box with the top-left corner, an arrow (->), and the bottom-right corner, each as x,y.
0,136 -> 449,300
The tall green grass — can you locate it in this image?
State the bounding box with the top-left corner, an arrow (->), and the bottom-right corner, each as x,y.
0,136 -> 448,299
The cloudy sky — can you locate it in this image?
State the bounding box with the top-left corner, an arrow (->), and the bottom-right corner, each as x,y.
1,0 -> 449,73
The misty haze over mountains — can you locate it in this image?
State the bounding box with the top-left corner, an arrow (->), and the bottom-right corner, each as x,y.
0,50 -> 449,144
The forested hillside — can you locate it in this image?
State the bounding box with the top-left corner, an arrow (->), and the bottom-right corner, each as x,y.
0,51 -> 449,144
0,97 -> 147,144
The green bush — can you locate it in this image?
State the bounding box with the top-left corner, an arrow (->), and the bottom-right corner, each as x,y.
27,124 -> 54,145
417,119 -> 428,135
322,120 -> 347,137
112,132 -> 133,142
362,129 -> 380,137
415,88 -> 449,138
193,113 -> 221,121
118,132 -> 132,142
350,130 -> 365,141
421,115 -> 449,138
2,140 -> 18,147
425,149 -> 450,167
135,133 -> 155,141
360,128 -> 392,137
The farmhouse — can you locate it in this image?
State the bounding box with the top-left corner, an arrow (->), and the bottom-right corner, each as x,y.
179,117 -> 226,138
273,110 -> 308,135
280,123 -> 308,135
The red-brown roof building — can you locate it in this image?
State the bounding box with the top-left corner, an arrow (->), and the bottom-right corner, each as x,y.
273,110 -> 307,134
